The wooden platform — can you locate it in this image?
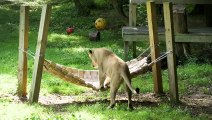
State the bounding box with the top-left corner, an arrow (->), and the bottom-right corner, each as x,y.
125,0 -> 212,103
122,26 -> 212,43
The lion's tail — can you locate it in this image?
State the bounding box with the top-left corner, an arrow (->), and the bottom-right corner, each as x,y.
121,65 -> 139,94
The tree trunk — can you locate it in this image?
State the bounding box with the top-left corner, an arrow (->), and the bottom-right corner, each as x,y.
73,0 -> 90,16
110,0 -> 129,25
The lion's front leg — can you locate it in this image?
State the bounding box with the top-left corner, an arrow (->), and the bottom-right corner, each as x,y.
98,70 -> 106,91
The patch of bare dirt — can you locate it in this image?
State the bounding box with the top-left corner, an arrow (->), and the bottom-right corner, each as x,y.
181,93 -> 212,118
38,91 -> 163,106
1,90 -> 211,118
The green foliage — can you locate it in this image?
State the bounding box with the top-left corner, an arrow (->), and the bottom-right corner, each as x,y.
94,0 -> 110,8
76,0 -> 110,9
186,4 -> 195,14
137,4 -> 148,26
50,2 -> 95,32
80,0 -> 95,8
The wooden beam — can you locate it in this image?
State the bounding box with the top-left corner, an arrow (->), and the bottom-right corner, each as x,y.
173,4 -> 190,57
146,1 -> 163,94
122,26 -> 212,42
175,34 -> 212,43
205,5 -> 212,27
123,3 -> 137,60
129,3 -> 137,58
130,0 -> 212,4
123,35 -> 149,41
129,3 -> 137,26
163,2 -> 179,102
124,41 -> 130,61
17,6 -> 29,98
123,34 -> 212,43
29,4 -> 51,103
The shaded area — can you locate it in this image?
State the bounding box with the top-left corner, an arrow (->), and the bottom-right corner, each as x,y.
181,94 -> 212,117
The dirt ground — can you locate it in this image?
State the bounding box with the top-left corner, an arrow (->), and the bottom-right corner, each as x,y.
1,89 -> 211,119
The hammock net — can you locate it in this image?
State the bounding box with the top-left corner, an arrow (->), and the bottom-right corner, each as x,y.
43,55 -> 152,91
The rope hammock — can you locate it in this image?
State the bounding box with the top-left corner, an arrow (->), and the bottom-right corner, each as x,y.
43,51 -> 172,91
20,47 -> 171,91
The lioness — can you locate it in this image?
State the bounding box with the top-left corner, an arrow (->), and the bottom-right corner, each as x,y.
88,48 -> 139,109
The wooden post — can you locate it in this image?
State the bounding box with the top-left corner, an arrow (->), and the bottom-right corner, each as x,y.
124,41 -> 130,61
205,5 -> 212,27
17,6 -> 29,98
132,42 -> 137,58
146,1 -> 163,94
129,3 -> 137,59
29,4 -> 51,103
129,3 -> 137,26
173,4 -> 190,57
163,2 -> 179,102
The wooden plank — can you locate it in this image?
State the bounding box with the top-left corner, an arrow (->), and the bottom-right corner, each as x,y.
17,6 -> 29,98
124,34 -> 212,42
146,1 -> 163,94
122,27 -> 149,35
123,34 -> 149,41
29,4 -> 51,103
122,26 -> 165,35
122,26 -> 212,35
130,0 -> 212,4
175,34 -> 212,43
123,26 -> 212,42
163,2 -> 179,102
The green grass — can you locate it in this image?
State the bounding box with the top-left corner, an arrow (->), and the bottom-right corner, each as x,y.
0,100 -> 201,120
0,3 -> 211,120
177,63 -> 212,94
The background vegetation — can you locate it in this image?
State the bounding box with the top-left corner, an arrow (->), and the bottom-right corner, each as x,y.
0,0 -> 211,119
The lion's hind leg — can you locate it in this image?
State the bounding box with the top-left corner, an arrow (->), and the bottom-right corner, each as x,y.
124,82 -> 133,110
107,76 -> 122,109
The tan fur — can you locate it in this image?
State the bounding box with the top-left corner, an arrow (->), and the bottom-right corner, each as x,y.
88,48 -> 139,109
104,76 -> 110,88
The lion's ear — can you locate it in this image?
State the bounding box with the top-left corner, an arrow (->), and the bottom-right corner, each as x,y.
89,49 -> 93,54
